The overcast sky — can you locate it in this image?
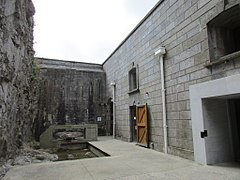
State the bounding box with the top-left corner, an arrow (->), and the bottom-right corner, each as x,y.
32,0 -> 159,64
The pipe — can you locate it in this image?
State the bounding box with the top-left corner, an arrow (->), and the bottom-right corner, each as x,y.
155,47 -> 168,153
111,81 -> 116,139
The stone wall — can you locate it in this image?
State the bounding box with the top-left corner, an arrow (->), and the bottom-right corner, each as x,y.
0,0 -> 36,158
34,58 -> 108,140
103,0 -> 240,160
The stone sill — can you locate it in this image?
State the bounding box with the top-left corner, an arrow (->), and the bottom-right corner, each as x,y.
128,88 -> 140,95
205,51 -> 240,68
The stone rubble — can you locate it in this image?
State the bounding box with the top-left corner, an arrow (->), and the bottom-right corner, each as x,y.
54,131 -> 83,140
0,142 -> 58,179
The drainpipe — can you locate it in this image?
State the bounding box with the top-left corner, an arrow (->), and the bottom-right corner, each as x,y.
111,81 -> 116,139
155,47 -> 168,153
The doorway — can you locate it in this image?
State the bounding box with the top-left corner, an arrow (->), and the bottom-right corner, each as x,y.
190,74 -> 240,165
202,98 -> 240,164
130,106 -> 137,142
228,99 -> 240,162
107,98 -> 113,136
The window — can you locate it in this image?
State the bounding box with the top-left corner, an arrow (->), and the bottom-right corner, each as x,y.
207,5 -> 240,61
128,64 -> 139,94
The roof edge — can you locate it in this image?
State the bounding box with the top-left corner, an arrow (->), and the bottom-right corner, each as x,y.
35,57 -> 105,72
35,57 -> 103,66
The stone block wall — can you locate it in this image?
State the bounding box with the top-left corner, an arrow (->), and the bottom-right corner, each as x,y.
0,0 -> 36,158
103,0 -> 240,159
34,58 -> 108,140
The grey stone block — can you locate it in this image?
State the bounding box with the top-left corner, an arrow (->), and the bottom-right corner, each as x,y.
190,68 -> 211,80
180,57 -> 195,70
180,111 -> 191,120
178,91 -> 189,101
178,74 -> 190,84
167,111 -> 180,120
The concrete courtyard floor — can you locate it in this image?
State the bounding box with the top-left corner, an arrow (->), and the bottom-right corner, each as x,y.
3,137 -> 240,180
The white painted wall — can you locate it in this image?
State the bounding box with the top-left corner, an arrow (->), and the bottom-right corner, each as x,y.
190,74 -> 240,165
202,99 -> 234,164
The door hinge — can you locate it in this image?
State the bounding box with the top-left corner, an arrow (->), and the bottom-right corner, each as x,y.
200,130 -> 208,138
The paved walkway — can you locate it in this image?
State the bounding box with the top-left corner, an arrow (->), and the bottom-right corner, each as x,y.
3,137 -> 240,180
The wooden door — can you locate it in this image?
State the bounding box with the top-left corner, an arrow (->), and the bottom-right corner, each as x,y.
136,104 -> 148,147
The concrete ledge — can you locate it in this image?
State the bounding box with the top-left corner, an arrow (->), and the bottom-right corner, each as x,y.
40,124 -> 98,149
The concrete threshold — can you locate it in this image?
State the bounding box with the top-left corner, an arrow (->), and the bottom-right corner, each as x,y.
3,137 -> 240,180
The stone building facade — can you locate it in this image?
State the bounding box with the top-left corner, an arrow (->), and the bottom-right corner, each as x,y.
0,0 -> 36,158
34,58 -> 109,140
103,0 -> 240,164
33,0 -> 240,165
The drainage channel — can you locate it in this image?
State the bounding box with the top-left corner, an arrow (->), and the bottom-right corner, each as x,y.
51,142 -> 110,161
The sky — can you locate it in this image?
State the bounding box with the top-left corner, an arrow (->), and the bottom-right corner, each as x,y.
32,0 -> 159,64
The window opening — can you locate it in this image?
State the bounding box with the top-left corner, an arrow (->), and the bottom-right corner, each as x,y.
128,65 -> 139,94
207,5 -> 240,60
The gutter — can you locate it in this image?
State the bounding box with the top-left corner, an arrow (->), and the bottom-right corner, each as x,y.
111,81 -> 116,138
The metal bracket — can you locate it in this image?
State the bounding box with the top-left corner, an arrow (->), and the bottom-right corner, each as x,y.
200,130 -> 208,138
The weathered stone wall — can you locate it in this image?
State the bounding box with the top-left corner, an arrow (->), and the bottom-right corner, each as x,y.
0,0 -> 36,158
103,0 -> 240,160
34,58 -> 108,140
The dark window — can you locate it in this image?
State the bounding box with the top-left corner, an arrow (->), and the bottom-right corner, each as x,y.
207,5 -> 240,60
129,68 -> 137,90
128,65 -> 139,94
97,80 -> 101,99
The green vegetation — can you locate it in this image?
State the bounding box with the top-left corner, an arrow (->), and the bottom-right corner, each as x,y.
31,58 -> 41,82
